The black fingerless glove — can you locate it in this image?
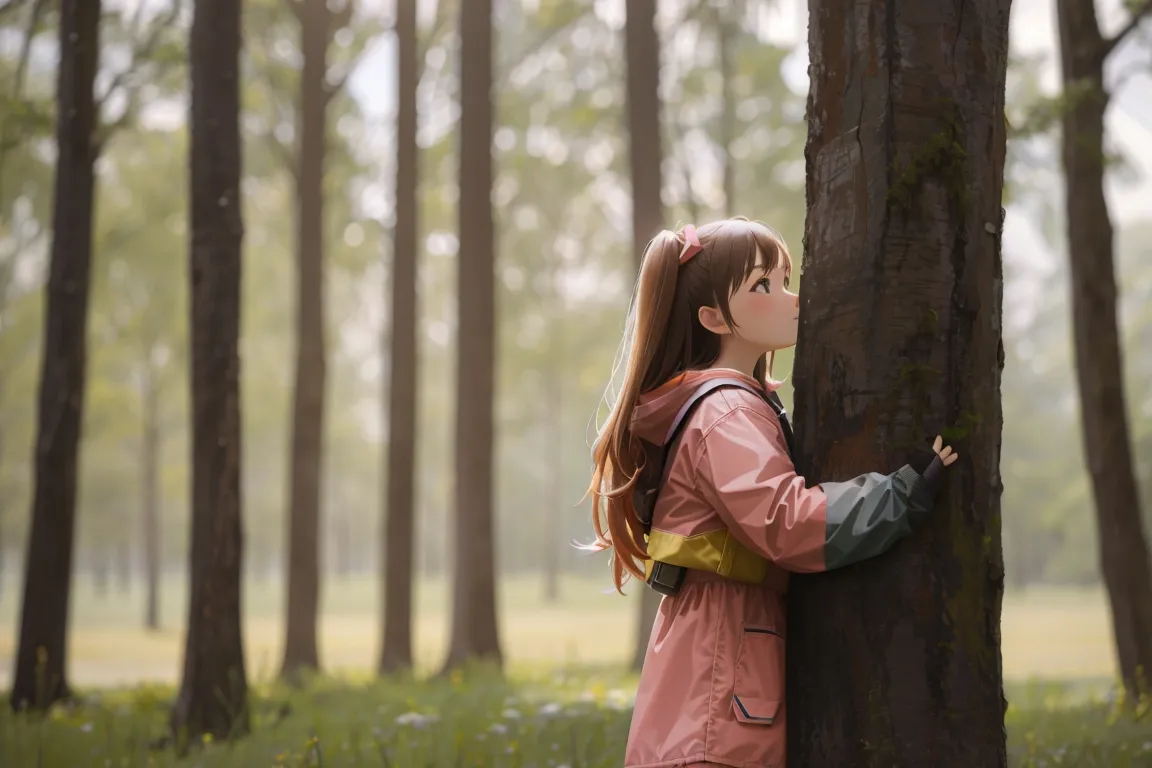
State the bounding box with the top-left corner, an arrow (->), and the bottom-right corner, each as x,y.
908,446 -> 945,498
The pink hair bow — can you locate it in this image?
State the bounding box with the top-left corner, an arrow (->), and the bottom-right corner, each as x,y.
678,224 -> 702,264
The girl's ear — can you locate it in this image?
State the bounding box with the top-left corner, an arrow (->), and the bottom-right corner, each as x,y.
698,305 -> 731,335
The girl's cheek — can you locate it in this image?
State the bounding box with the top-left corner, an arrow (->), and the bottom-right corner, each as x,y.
749,294 -> 786,317
748,294 -> 776,312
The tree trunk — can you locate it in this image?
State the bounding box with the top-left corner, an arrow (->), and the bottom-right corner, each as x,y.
380,0 -> 420,675
441,0 -> 502,671
1056,0 -> 1152,701
786,2 -> 1010,765
281,0 -> 331,684
142,359 -> 162,631
171,0 -> 249,745
624,0 -> 665,674
8,0 -> 101,712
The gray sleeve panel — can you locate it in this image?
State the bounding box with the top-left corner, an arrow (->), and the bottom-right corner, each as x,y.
822,465 -> 934,570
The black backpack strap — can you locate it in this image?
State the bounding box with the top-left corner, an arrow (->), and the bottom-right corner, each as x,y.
661,377 -> 762,450
637,377 -> 765,531
641,376 -> 795,597
765,390 -> 795,457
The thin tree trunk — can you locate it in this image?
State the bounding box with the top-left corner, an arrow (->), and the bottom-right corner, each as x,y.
170,0 -> 249,745
8,0 -> 101,712
281,0 -> 331,684
1056,0 -> 1152,700
786,2 -> 1011,764
142,358 -> 161,631
441,0 -> 502,672
380,0 -> 419,675
624,0 -> 665,674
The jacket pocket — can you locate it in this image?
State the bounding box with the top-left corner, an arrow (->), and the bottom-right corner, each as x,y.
731,625 -> 783,725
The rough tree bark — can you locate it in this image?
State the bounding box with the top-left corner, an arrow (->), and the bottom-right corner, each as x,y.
1056,0 -> 1152,700
786,2 -> 1011,765
280,0 -> 336,683
8,0 -> 101,712
142,356 -> 161,631
441,0 -> 503,671
170,0 -> 249,744
624,0 -> 665,674
380,0 -> 419,674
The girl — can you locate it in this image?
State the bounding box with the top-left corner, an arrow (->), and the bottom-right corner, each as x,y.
587,218 -> 958,768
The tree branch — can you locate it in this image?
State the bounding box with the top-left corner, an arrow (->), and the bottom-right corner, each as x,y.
1101,0 -> 1152,60
323,57 -> 360,107
321,0 -> 363,106
94,0 -> 185,153
670,120 -> 701,224
282,0 -> 303,24
0,0 -> 48,189
496,6 -> 589,90
417,0 -> 454,66
266,126 -> 299,181
332,0 -> 353,32
12,0 -> 47,98
0,0 -> 28,20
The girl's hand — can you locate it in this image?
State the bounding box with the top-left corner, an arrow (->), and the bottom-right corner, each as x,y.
932,435 -> 959,467
917,435 -> 959,496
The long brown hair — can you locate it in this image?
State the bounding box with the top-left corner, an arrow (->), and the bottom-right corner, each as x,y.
587,217 -> 793,592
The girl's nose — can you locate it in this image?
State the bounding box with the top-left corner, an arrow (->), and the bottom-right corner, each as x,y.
794,293 -> 799,308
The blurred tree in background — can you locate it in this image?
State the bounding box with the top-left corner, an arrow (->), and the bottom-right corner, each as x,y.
9,0 -> 102,711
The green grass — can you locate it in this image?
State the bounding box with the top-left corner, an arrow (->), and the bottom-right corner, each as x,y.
2,671 -> 1152,767
2,576 -> 1150,765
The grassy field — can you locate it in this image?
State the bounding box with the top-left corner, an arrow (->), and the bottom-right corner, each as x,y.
3,575 -> 1151,766
0,573 -> 1128,687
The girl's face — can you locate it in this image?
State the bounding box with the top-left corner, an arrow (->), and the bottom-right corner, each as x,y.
730,263 -> 799,351
699,257 -> 799,353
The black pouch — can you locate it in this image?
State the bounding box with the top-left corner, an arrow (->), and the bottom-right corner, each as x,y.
647,560 -> 688,596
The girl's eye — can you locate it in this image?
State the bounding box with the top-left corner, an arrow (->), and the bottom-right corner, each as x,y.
753,277 -> 771,295
784,273 -> 791,290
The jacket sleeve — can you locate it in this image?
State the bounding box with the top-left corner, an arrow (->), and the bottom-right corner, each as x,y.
695,406 -> 934,573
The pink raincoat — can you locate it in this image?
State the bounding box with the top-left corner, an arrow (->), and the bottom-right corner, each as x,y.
624,369 -> 932,768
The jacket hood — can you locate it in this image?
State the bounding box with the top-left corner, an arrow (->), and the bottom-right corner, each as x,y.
630,368 -> 764,446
